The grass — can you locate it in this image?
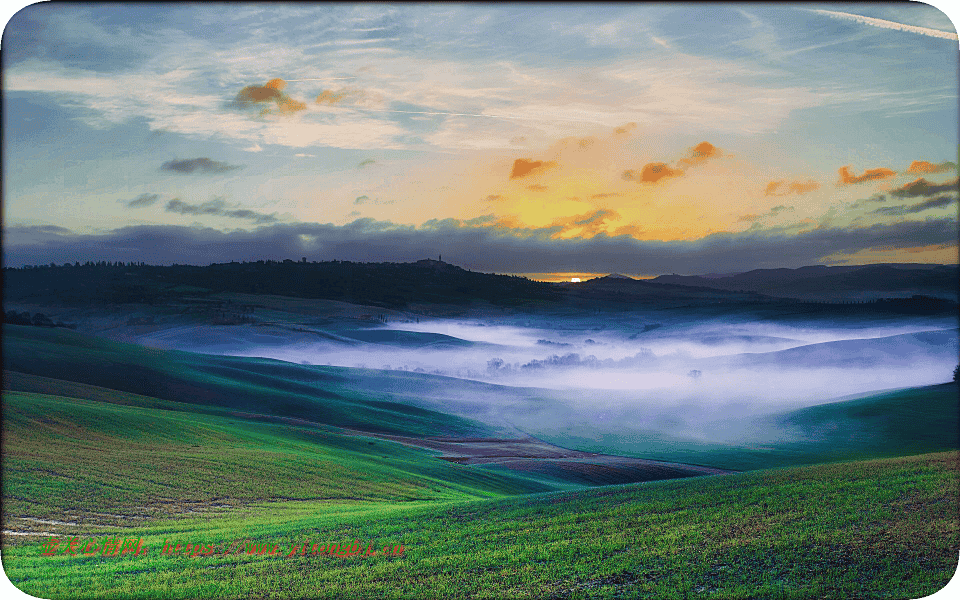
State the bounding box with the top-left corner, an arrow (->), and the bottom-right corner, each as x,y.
3,323 -> 958,598
2,324 -> 506,439
3,451 -> 956,599
537,382 -> 960,472
2,389 -> 557,523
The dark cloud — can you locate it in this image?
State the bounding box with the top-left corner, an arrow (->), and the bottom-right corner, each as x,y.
838,165 -> 896,185
358,159 -> 376,168
125,193 -> 160,208
873,195 -> 958,216
6,217 -> 954,274
906,160 -> 957,174
160,158 -> 240,175
889,177 -> 959,198
622,163 -> 682,184
355,195 -> 370,205
7,224 -> 73,236
510,158 -> 558,179
165,197 -> 278,224
738,205 -> 796,223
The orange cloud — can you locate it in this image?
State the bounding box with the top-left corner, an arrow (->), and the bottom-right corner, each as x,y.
544,209 -> 621,239
622,162 -> 683,184
838,165 -> 896,185
234,78 -> 306,115
906,160 -> 957,174
677,141 -> 721,169
236,83 -> 284,104
612,224 -> 643,237
614,122 -> 637,135
765,179 -> 820,196
510,158 -> 558,179
527,184 -> 548,192
316,88 -> 358,105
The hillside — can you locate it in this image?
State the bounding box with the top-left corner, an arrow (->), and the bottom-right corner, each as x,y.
651,263 -> 959,301
539,382 -> 959,471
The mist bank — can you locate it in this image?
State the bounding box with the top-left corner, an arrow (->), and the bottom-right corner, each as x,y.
127,311 -> 958,404
5,321 -> 957,471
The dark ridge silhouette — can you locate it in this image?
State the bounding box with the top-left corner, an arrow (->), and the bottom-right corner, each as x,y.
650,263 -> 958,300
4,259 -> 957,315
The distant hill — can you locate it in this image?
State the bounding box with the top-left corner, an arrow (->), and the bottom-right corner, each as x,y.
650,263 -> 959,301
4,259 -> 957,313
2,259 -> 559,309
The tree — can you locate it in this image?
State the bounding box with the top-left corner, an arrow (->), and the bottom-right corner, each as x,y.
954,364 -> 959,383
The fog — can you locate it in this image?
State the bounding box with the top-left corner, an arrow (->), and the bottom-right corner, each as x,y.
135,312 -> 958,416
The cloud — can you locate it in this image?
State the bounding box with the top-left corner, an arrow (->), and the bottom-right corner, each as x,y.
6,224 -> 73,236
160,158 -> 240,174
541,209 -> 621,238
527,185 -> 549,192
614,122 -> 636,135
486,194 -> 504,202
510,158 -> 558,179
906,160 -> 957,174
233,78 -> 307,115
5,218 -> 955,274
316,89 -> 352,105
738,204 -> 795,223
358,159 -> 376,168
353,194 -> 395,206
620,143 -> 719,185
165,197 -> 278,223
873,195 -> 958,216
837,165 -> 896,185
765,180 -> 820,196
676,141 -> 721,169
889,177 -> 959,198
622,162 -> 683,184
125,193 -> 161,208
807,9 -> 959,41
591,192 -> 620,199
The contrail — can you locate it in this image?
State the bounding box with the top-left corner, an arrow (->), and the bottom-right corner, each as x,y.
341,106 -> 609,125
807,9 -> 959,41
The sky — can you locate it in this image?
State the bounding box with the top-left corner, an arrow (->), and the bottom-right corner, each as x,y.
2,2 -> 958,278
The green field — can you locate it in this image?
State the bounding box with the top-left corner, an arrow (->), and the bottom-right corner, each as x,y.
2,324 -> 959,598
536,383 -> 960,472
